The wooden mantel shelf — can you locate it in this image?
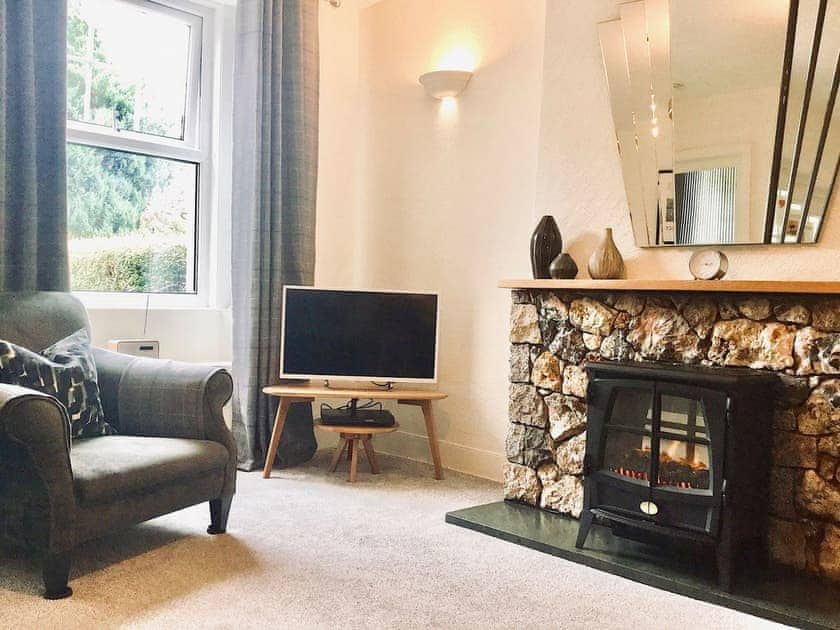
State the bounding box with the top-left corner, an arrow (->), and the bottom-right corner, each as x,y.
499,279 -> 840,295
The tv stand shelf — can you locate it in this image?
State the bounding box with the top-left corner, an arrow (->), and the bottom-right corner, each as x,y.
264,383 -> 447,401
262,383 -> 447,480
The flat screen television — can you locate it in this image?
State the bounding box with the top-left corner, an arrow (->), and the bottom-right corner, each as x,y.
280,287 -> 439,383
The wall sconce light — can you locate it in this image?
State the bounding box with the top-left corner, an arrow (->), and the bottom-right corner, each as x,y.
418,70 -> 473,100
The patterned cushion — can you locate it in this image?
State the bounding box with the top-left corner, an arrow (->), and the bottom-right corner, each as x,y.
0,328 -> 113,438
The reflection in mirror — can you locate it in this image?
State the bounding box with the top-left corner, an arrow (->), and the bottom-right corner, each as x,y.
599,0 -> 839,247
769,0 -> 839,243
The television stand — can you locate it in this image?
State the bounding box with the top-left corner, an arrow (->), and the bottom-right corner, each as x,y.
261,383 -> 447,480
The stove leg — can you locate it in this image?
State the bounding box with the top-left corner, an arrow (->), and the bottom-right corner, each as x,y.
716,535 -> 734,592
717,557 -> 733,592
575,510 -> 594,549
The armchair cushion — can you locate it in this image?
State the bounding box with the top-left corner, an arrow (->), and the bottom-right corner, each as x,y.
0,328 -> 112,438
93,348 -> 236,500
71,436 -> 228,505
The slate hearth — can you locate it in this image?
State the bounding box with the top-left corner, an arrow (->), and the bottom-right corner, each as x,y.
446,501 -> 840,629
502,287 -> 840,581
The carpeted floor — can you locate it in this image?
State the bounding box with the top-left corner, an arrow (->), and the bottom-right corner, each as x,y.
0,451 -> 782,629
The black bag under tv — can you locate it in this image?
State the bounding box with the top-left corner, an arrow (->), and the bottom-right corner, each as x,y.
280,287 -> 439,383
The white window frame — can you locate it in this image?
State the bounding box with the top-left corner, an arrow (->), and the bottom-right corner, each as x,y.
67,0 -> 220,309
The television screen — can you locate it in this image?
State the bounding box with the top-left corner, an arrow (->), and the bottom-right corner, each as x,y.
281,287 -> 438,382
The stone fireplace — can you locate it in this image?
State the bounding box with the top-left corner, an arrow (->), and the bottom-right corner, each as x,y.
503,282 -> 840,582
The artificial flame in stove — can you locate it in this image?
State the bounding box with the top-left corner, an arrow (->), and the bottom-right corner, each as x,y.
609,448 -> 710,490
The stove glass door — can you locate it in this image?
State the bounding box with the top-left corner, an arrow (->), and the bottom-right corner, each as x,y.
602,386 -> 655,486
654,392 -> 712,492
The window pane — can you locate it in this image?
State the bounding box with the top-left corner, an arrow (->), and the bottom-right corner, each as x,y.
660,394 -> 708,438
657,439 -> 710,490
608,387 -> 653,431
604,429 -> 652,484
67,0 -> 194,140
67,144 -> 197,294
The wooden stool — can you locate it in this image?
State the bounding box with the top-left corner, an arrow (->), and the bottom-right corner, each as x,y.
315,422 -> 398,482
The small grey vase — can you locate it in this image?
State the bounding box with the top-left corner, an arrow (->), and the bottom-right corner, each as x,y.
588,228 -> 625,279
549,252 -> 578,279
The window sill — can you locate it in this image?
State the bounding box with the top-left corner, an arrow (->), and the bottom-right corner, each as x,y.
73,291 -> 228,311
83,304 -> 230,314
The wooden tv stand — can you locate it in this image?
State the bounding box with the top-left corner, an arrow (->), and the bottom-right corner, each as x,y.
261,383 -> 447,480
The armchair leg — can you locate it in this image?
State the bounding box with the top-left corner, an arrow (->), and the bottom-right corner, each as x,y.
207,496 -> 233,535
42,552 -> 72,600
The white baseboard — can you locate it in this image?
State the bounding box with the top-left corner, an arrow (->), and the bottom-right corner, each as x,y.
313,427 -> 505,482
374,429 -> 505,482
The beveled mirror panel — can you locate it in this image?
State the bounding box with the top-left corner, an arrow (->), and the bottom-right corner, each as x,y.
769,0 -> 839,242
600,0 -> 839,247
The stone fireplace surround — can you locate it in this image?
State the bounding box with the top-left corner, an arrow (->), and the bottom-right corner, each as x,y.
502,280 -> 840,583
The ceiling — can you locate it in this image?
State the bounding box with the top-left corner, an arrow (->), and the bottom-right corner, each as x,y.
670,0 -> 790,99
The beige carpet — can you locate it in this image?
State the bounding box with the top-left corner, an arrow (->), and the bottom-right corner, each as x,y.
0,451 -> 782,629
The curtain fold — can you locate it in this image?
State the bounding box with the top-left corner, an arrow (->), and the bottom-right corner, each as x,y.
231,0 -> 319,471
0,0 -> 70,292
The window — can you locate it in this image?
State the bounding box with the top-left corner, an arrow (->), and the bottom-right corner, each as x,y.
675,167 -> 737,245
66,0 -> 208,296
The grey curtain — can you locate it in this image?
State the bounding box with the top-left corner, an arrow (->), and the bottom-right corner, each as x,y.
231,0 -> 319,471
0,1 -> 70,292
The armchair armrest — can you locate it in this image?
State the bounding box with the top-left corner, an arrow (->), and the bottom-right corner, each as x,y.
0,384 -> 75,554
93,348 -> 236,496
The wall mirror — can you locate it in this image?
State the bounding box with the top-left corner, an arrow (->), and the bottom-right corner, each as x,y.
599,0 -> 839,247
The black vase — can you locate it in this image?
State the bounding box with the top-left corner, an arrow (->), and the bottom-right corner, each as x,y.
530,215 -> 562,279
549,252 -> 579,279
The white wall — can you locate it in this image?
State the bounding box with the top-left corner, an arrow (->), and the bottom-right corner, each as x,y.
87,307 -> 232,362
315,0 -> 546,478
316,0 -> 361,289
312,0 -> 840,481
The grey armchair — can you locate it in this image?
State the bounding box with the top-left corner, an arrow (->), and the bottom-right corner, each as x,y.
0,292 -> 236,599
